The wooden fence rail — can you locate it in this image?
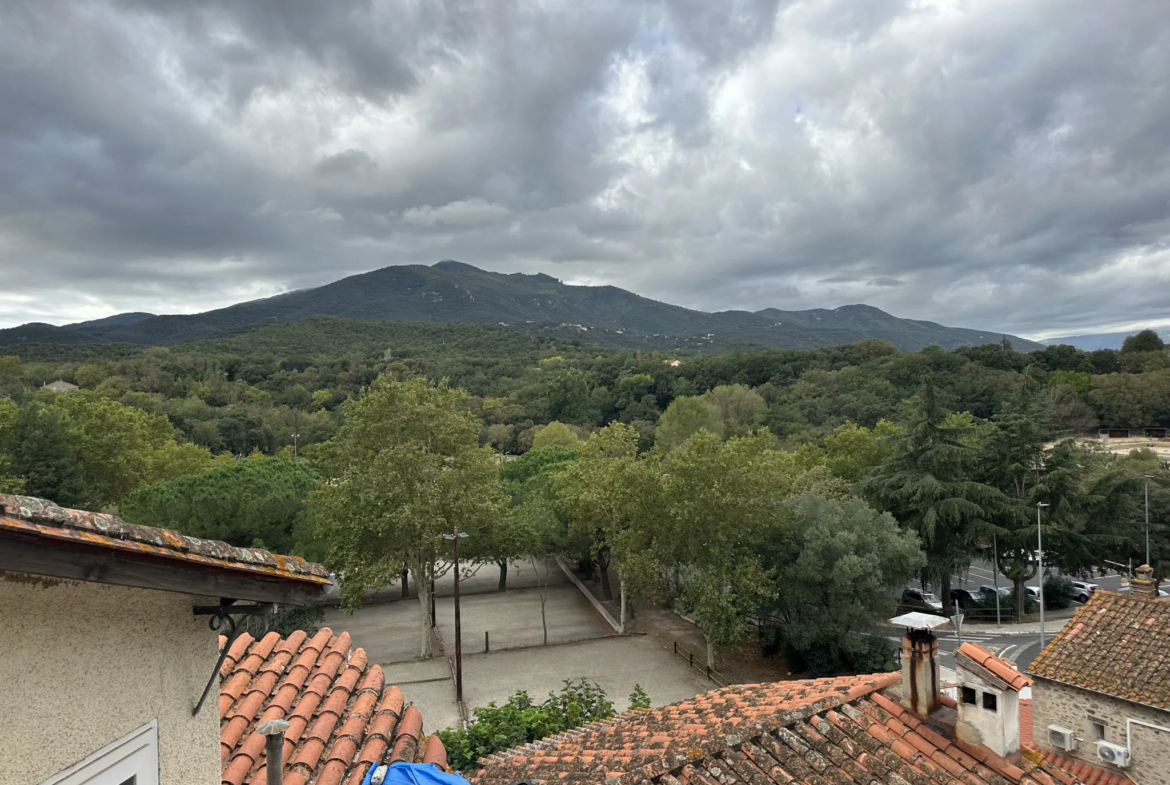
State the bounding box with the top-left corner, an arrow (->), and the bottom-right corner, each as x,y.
672,640 -> 727,687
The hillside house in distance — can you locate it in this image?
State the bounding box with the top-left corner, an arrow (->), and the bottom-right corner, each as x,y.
40,378 -> 80,393
1028,569 -> 1170,785
0,493 -> 331,785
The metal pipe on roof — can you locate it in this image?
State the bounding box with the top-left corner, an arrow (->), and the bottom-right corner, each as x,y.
257,719 -> 291,785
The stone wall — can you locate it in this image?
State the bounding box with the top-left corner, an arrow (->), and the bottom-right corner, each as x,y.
1032,678 -> 1170,785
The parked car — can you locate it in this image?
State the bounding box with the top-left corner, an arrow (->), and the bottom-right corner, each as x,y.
900,587 -> 943,614
950,588 -> 975,607
1069,580 -> 1100,602
979,584 -> 1010,598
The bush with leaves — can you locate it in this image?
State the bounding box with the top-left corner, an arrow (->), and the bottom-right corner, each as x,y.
1043,575 -> 1077,610
438,679 -> 622,772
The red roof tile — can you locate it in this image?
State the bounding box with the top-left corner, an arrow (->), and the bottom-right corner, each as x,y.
955,642 -> 1032,691
473,673 -> 1088,785
1028,590 -> 1170,709
0,493 -> 329,587
219,628 -> 447,785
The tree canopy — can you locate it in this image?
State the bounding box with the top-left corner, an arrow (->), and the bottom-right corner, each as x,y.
311,376 -> 508,657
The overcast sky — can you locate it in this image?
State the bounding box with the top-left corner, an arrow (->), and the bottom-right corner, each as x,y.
2,0 -> 1168,339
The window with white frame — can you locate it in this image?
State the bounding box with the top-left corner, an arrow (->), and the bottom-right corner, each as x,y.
39,720 -> 159,785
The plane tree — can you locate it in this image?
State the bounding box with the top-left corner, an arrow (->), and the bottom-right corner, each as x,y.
312,376 -> 508,658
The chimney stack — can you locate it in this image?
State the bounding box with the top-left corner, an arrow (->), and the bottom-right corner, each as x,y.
890,612 -> 948,718
1132,564 -> 1158,601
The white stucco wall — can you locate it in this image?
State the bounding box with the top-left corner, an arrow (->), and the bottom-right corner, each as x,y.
955,670 -> 1020,757
0,571 -> 221,785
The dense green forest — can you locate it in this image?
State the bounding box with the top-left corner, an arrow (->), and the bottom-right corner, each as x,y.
2,321 -> 1167,476
2,323 -> 1166,676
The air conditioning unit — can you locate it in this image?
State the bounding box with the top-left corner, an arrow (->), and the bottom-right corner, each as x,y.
1097,741 -> 1131,767
1048,725 -> 1077,751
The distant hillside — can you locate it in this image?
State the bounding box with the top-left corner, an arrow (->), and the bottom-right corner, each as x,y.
1047,330 -> 1168,351
0,261 -> 1044,352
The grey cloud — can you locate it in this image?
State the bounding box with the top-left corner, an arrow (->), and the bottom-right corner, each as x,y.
0,0 -> 1168,337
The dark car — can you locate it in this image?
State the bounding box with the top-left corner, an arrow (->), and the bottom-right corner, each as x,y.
950,588 -> 975,607
900,587 -> 943,615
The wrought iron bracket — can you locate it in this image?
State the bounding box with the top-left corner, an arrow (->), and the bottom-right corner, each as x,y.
192,602 -> 271,716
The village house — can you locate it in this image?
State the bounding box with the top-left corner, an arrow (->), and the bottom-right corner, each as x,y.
40,379 -> 81,393
0,493 -> 448,785
472,615 -> 1112,785
1027,569 -> 1170,785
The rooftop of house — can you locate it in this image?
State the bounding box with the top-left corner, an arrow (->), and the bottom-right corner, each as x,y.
472,671 -> 1078,785
1028,589 -> 1170,710
0,494 -> 330,604
955,641 -> 1032,692
219,627 -> 447,785
40,379 -> 80,391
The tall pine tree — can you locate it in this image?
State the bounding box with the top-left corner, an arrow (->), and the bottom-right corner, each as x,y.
860,376 -> 1007,614
11,403 -> 86,507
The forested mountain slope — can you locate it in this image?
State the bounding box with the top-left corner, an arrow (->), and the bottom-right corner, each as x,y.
0,261 -> 1043,352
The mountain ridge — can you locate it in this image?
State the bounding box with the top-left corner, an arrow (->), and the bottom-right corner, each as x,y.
0,261 -> 1044,352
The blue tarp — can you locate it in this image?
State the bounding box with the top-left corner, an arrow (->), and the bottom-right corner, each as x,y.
363,762 -> 472,785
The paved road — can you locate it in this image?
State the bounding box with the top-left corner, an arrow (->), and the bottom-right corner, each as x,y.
884,616 -> 1066,674
954,559 -> 1129,596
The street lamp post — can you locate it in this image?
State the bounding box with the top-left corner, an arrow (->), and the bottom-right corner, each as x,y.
1037,502 -> 1049,650
443,530 -> 469,706
1144,475 -> 1154,567
291,433 -> 299,459
993,532 -> 1001,629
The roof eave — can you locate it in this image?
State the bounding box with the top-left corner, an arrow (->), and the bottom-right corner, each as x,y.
0,529 -> 329,605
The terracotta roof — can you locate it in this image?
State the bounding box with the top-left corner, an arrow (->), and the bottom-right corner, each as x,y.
955,642 -> 1032,691
0,493 -> 329,586
1019,704 -> 1132,785
1028,590 -> 1170,709
219,628 -> 448,785
473,673 -> 1076,785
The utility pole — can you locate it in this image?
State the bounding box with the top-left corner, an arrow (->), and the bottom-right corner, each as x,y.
1037,502 -> 1049,650
443,530 -> 469,705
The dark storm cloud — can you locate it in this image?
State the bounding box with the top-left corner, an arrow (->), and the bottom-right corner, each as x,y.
1,0 -> 1168,339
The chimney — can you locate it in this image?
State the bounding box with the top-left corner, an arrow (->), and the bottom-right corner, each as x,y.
891,612 -> 948,718
1132,564 -> 1158,601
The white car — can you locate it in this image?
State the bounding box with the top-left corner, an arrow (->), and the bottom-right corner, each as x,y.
1069,580 -> 1100,602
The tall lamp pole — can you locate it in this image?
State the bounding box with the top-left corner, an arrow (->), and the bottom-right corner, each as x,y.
291,433 -> 299,459
993,532 -> 1002,629
1144,475 -> 1154,567
443,530 -> 469,706
1037,502 -> 1049,650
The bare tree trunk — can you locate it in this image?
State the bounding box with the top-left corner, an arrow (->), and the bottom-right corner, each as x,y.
412,558 -> 432,658
620,580 -> 626,633
401,568 -> 410,599
940,574 -> 953,616
531,556 -> 549,645
1014,576 -> 1027,621
597,547 -> 613,601
497,560 -> 508,592
705,635 -> 715,671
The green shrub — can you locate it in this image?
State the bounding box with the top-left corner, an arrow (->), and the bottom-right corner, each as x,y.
438,679 -> 620,772
627,684 -> 651,710
1043,575 -> 1077,610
